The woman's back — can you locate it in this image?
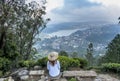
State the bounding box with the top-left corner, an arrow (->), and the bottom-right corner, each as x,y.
47,60 -> 60,77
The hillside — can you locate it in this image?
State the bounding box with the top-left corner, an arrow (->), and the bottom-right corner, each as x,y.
37,23 -> 120,57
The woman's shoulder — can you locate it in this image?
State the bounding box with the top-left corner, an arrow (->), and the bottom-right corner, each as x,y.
56,60 -> 60,63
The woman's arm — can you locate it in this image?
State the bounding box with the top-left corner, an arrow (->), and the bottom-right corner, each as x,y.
47,61 -> 50,70
57,60 -> 60,69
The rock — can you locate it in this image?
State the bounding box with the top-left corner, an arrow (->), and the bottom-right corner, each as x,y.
38,75 -> 46,81
41,75 -> 45,79
77,77 -> 96,81
8,76 -> 14,81
63,70 -> 97,77
12,67 -> 27,75
18,70 -> 29,76
0,78 -> 7,81
20,75 -> 29,80
29,70 -> 44,81
95,74 -> 120,81
38,79 -> 45,81
34,66 -> 42,70
59,78 -> 67,81
94,78 -> 102,81
11,68 -> 29,81
29,70 -> 44,76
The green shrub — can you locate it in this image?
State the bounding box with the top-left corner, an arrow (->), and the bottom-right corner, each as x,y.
59,56 -> 80,70
101,63 -> 120,73
36,56 -> 88,71
0,57 -> 11,74
19,60 -> 35,68
68,78 -> 77,81
59,51 -> 68,56
73,58 -> 88,68
37,57 -> 48,67
58,56 -> 71,70
0,71 -> 3,77
70,59 -> 80,67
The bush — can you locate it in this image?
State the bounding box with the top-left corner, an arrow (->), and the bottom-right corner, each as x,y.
36,56 -> 88,71
0,58 -> 11,74
37,56 -> 81,70
58,56 -> 71,70
68,78 -> 77,81
73,58 -> 88,68
58,56 -> 80,71
59,51 -> 68,56
37,57 -> 48,67
19,60 -> 36,69
0,71 -> 3,77
101,63 -> 120,73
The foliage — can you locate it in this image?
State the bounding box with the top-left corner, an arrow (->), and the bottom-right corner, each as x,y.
68,78 -> 77,81
0,57 -> 11,74
70,52 -> 78,58
0,71 -> 3,77
99,34 -> 120,64
59,51 -> 68,56
36,56 -> 87,71
19,60 -> 36,69
73,58 -> 88,68
118,17 -> 120,23
101,63 -> 120,73
0,0 -> 48,75
37,57 -> 48,67
85,43 -> 94,66
58,56 -> 80,71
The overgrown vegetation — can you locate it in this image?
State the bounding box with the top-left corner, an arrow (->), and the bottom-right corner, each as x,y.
101,63 -> 120,73
98,34 -> 120,74
68,78 -> 77,81
0,0 -> 120,78
18,60 -> 36,69
0,0 -> 49,75
99,34 -> 120,64
85,43 -> 94,66
36,56 -> 87,71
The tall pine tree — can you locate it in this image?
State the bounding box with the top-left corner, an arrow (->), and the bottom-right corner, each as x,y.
85,43 -> 94,66
101,34 -> 120,63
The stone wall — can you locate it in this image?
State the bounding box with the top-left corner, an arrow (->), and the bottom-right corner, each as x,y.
0,66 -> 119,81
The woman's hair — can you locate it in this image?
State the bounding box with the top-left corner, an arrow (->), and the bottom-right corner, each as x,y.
49,60 -> 57,66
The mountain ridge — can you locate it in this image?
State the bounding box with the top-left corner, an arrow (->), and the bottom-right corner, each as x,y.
37,23 -> 120,57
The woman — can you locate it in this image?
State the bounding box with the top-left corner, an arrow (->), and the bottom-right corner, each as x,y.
47,52 -> 61,79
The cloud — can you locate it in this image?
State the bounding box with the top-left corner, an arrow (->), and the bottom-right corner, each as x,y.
47,0 -> 99,23
29,0 -> 120,24
46,0 -> 64,12
88,0 -> 120,7
87,0 -> 120,22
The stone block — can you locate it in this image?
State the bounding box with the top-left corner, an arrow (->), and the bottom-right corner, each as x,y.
63,70 -> 97,78
20,75 -> 29,80
0,78 -> 7,81
29,70 -> 44,76
18,70 -> 29,76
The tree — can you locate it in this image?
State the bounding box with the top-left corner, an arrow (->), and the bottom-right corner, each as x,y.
59,51 -> 68,57
118,17 -> 120,23
71,52 -> 78,58
0,0 -> 49,74
85,43 -> 94,66
100,34 -> 120,63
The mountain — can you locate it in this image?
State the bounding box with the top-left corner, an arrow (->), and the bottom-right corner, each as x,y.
43,21 -> 110,33
37,23 -> 120,57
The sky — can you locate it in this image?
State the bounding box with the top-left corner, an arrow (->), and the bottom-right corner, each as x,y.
45,0 -> 120,24
26,0 -> 120,38
27,0 -> 120,25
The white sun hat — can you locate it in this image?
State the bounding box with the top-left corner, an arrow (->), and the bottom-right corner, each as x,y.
48,52 -> 58,61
